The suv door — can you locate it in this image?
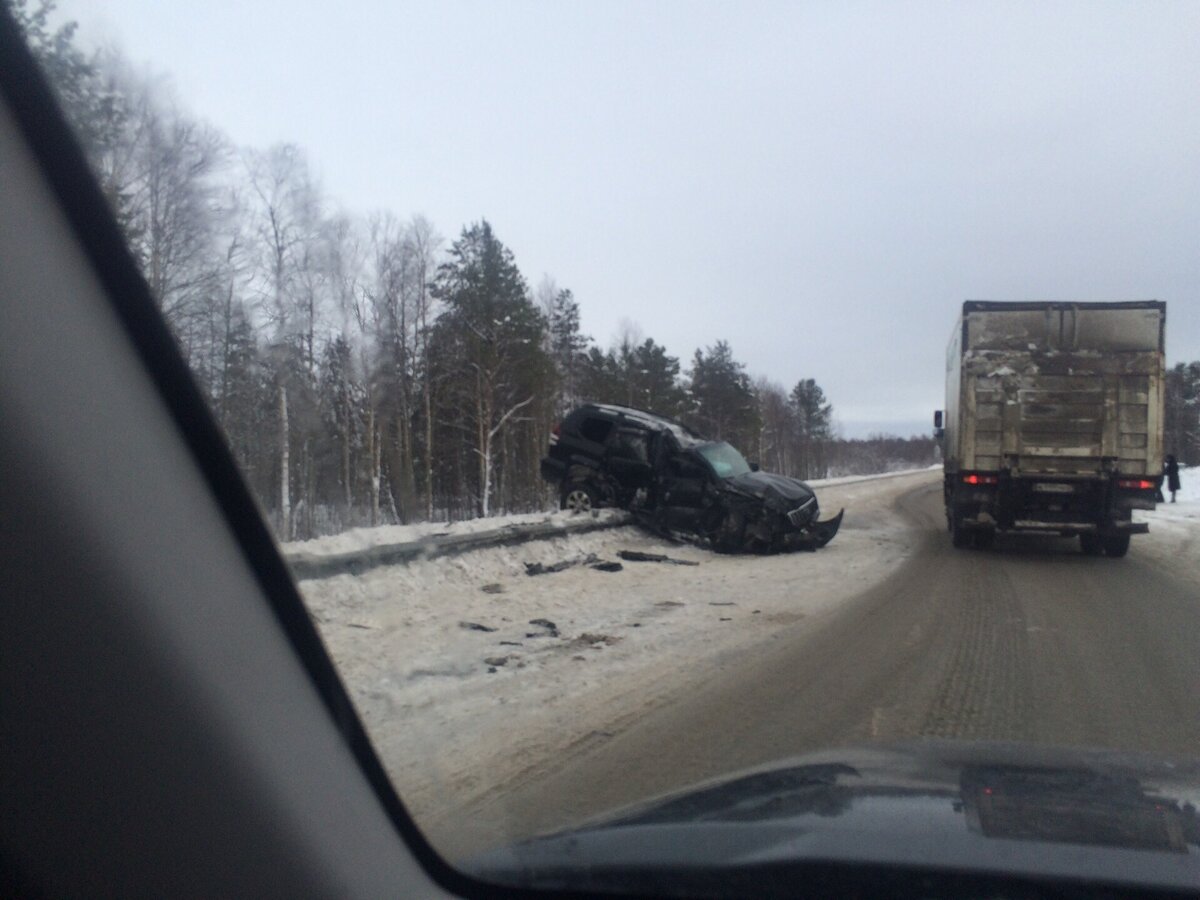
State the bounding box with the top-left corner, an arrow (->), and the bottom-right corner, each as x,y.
660,452 -> 712,530
604,427 -> 654,492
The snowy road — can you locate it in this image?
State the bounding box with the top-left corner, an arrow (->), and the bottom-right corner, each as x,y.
296,468 -> 1200,861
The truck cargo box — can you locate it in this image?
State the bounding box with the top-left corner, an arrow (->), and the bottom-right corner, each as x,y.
938,301 -> 1165,556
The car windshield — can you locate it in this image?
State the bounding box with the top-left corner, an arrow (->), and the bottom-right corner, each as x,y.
8,0 -> 1200,893
697,441 -> 752,479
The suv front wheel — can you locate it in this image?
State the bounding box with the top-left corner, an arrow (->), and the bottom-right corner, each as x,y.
561,482 -> 601,513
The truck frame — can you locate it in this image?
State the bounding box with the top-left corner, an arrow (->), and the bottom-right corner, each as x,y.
936,301 -> 1165,557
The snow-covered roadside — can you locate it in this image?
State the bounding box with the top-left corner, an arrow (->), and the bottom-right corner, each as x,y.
296,468 -> 941,850
281,465 -> 941,559
284,509 -> 605,558
1134,465 -> 1198,580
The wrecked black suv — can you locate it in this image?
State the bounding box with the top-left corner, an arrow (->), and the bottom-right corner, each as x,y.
540,404 -> 843,552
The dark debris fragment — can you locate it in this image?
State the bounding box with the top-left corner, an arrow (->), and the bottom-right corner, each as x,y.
525,553 -> 598,576
618,550 -> 699,566
459,621 -> 497,632
526,618 -> 560,638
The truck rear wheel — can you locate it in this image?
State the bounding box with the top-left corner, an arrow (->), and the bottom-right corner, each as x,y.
972,529 -> 995,550
1103,533 -> 1131,558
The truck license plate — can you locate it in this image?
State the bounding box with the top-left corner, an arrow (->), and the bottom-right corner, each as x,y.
1032,483 -> 1073,494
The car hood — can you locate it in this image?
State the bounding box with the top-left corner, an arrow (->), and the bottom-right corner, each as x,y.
469,741 -> 1200,895
724,471 -> 815,510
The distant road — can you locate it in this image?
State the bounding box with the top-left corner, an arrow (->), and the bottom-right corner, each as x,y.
457,479 -> 1200,854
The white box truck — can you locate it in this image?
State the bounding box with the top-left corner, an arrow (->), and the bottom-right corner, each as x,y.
935,301 -> 1165,556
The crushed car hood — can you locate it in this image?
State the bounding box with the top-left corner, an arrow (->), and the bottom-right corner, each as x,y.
724,471 -> 815,511
470,741 -> 1200,895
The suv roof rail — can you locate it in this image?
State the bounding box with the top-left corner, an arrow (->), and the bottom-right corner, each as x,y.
576,402 -> 704,439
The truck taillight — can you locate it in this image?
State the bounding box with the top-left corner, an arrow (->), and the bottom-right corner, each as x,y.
1117,478 -> 1155,490
963,473 -> 999,485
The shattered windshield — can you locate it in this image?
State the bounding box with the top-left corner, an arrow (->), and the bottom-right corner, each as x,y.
696,441 -> 752,479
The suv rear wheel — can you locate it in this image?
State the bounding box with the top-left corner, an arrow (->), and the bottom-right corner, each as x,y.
561,482 -> 600,513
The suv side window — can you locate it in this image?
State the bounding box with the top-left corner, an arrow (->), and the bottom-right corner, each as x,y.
609,429 -> 650,463
579,417 -> 614,444
669,455 -> 709,480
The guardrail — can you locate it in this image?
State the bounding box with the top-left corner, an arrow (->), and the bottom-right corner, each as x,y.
284,511 -> 634,581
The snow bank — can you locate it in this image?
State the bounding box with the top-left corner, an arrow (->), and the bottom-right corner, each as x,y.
284,509 -> 581,557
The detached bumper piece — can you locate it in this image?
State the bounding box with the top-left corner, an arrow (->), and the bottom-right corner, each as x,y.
787,508 -> 844,550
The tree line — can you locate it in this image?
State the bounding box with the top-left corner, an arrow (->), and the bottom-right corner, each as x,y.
1165,362 -> 1200,468
9,1 -> 1018,539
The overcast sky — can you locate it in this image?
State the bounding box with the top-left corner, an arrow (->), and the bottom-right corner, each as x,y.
65,1 -> 1200,437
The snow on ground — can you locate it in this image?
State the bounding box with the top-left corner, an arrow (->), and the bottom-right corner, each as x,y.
1134,465 -> 1198,581
295,468 -> 941,852
284,509 -> 600,558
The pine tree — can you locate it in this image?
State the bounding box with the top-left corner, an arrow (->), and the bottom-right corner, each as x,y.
789,378 -> 834,479
317,335 -> 366,519
1165,361 -> 1200,466
688,341 -> 759,447
546,288 -> 589,415
430,221 -> 552,516
628,338 -> 686,417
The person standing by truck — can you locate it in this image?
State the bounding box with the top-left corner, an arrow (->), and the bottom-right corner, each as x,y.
1165,454 -> 1181,503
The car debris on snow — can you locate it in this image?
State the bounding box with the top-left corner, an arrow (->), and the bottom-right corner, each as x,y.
526,618 -> 560,638
524,552 -> 623,575
572,632 -> 621,648
524,554 -> 593,576
617,550 -> 700,566
480,583 -> 505,594
459,621 -> 498,633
